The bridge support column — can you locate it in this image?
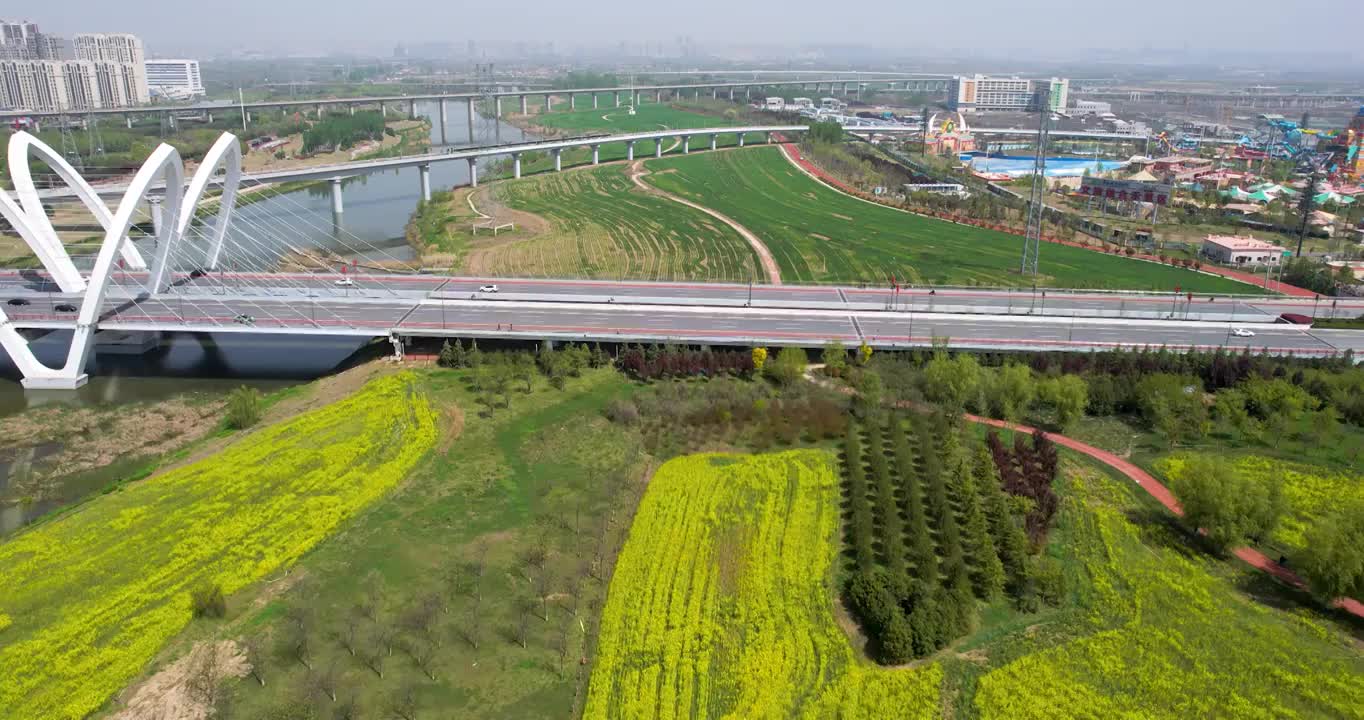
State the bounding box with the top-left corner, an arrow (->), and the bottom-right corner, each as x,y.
467,99 -> 476,143
711,87 -> 717,100
655,139 -> 663,158
765,131 -> 772,144
207,112 -> 213,124
745,87 -> 751,102
570,94 -> 576,110
382,103 -> 388,118
655,90 -> 662,103
520,95 -> 528,114
738,133 -> 745,147
419,164 -> 431,202
330,177 -> 344,214
512,153 -> 521,179
626,141 -> 634,161
495,96 -> 502,117
591,144 -> 600,165
408,99 -> 416,119
438,100 -> 447,144
349,104 -> 355,116
728,87 -> 735,100
553,149 -> 562,172
592,93 -> 598,109
682,135 -> 689,154
545,94 -> 552,112
126,116 -> 133,129
245,110 -> 251,124
468,158 -> 478,187
148,197 -> 164,236
710,134 -> 717,151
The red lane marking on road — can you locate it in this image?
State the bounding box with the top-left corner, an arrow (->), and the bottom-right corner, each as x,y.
779,143 -> 1318,298
961,412 -> 1363,619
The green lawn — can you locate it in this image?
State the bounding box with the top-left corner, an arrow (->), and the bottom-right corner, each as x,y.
499,102 -> 770,177
643,146 -> 1264,292
219,368 -> 649,719
487,165 -> 762,281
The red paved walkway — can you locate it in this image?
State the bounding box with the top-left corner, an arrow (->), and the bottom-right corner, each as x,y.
780,144 -> 1317,298
964,412 -> 1364,619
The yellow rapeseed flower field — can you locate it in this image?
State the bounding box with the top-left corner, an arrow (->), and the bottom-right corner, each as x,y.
583,450 -> 941,719
0,372 -> 437,719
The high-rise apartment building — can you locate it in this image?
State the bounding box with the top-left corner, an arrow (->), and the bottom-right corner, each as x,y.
949,74 -> 1069,114
144,59 -> 203,99
73,33 -> 147,102
0,24 -> 149,111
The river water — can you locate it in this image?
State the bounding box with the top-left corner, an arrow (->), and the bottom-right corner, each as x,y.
226,101 -> 535,265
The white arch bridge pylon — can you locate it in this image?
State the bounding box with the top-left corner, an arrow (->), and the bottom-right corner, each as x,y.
0,131 -> 242,389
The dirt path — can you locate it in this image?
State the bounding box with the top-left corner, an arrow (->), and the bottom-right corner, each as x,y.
962,412 -> 1364,619
627,160 -> 782,285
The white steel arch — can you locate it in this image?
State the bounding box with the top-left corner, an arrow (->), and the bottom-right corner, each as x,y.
4,132 -> 147,291
0,132 -> 245,389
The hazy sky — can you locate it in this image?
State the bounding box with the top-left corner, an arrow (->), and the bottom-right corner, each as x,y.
34,0 -> 1364,59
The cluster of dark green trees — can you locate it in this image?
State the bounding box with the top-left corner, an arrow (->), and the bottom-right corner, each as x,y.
301,111 -> 388,154
841,413 -> 1056,664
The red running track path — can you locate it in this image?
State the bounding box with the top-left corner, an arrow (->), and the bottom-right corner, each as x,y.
778,143 -> 1318,298
965,412 -> 1364,619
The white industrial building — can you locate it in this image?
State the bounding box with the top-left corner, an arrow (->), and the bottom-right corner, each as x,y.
1072,99 -> 1112,115
145,59 -> 203,99
949,74 -> 1069,113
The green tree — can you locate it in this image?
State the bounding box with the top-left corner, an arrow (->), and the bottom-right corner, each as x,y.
953,455 -> 1006,599
225,386 -> 264,430
879,610 -> 917,664
1211,388 -> 1254,438
857,342 -> 873,366
765,346 -> 808,385
1297,499 -> 1364,600
1038,375 -> 1088,429
1136,374 -> 1208,448
806,120 -> 845,145
821,340 -> 849,377
921,352 -> 982,411
974,444 -> 1030,598
986,364 -> 1036,422
852,370 -> 884,418
1169,455 -> 1285,552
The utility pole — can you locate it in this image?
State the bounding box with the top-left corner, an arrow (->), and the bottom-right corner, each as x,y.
1295,165 -> 1320,258
1020,88 -> 1051,276
920,106 -> 929,156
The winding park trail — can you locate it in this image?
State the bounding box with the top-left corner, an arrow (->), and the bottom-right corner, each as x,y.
967,412 -> 1364,619
778,143 -> 1317,298
628,160 -> 783,285
804,366 -> 1363,619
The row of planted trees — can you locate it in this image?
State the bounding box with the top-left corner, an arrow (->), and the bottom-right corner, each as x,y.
841,410 -> 1062,664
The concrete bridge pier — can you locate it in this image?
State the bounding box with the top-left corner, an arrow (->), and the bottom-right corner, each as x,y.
512,152 -> 522,179
330,177 -> 344,214
495,96 -> 502,117
408,99 -> 416,119
593,93 -> 598,110
728,88 -> 735,100
569,94 -> 576,110
468,158 -> 479,187
738,132 -> 745,147
626,140 -> 635,161
654,139 -> 663,158
545,94 -> 552,112
682,135 -> 690,154
467,99 -> 476,143
382,103 -> 388,118
438,100 -> 447,144
710,134 -> 717,151
591,144 -> 600,164
245,110 -> 251,124
349,104 -> 356,116
553,148 -> 562,172
655,90 -> 662,103
520,95 -> 528,114
207,112 -> 214,124
765,131 -> 772,144
712,87 -> 717,100
126,115 -> 133,129
419,163 -> 432,202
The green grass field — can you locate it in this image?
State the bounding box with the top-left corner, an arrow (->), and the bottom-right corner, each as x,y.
501,102 -> 769,177
219,367 -> 649,719
485,165 -> 762,280
643,147 -> 1263,292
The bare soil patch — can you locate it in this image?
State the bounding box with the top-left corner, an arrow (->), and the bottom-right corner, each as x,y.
110,640 -> 247,720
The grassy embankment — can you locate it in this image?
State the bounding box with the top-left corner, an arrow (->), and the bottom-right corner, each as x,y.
643,146 -> 1265,292
407,164 -> 762,280
0,373 -> 436,719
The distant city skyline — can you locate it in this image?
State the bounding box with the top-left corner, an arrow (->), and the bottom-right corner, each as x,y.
33,0 -> 1364,65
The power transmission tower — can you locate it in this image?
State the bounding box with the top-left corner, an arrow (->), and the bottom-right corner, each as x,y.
1295,164 -> 1321,257
1020,88 -> 1051,276
475,62 -> 498,144
58,114 -> 84,173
